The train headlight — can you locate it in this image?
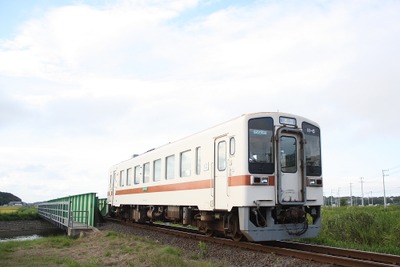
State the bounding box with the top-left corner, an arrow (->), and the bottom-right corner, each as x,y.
307,177 -> 323,187
251,176 -> 269,185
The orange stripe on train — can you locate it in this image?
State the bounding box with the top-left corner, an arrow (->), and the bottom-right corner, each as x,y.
115,175 -> 275,195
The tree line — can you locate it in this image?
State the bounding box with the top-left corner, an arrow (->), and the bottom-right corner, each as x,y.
0,192 -> 21,206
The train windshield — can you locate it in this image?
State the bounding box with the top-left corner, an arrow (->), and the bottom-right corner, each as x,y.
302,122 -> 322,176
248,117 -> 274,174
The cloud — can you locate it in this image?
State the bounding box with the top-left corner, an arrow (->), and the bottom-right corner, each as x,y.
1,0 -> 400,201
0,1 -> 200,79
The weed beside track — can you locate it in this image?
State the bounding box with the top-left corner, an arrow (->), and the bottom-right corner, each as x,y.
301,206 -> 400,255
0,230 -> 220,267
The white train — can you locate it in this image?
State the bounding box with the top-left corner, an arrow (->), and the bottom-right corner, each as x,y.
107,112 -> 322,241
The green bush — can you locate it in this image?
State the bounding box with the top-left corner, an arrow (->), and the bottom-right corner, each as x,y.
324,209 -> 377,244
304,206 -> 400,255
0,207 -> 39,221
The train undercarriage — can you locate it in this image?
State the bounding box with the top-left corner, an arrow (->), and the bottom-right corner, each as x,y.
110,204 -> 321,242
111,204 -> 244,241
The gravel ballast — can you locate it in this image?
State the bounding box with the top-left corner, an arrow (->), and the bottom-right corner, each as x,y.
98,221 -> 331,266
0,219 -> 332,266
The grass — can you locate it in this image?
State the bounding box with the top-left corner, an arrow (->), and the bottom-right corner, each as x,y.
300,205 -> 400,255
0,206 -> 20,213
0,206 -> 39,220
0,230 -> 222,267
4,205 -> 399,265
197,241 -> 208,259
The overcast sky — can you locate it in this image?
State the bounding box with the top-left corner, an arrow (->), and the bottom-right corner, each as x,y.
1,0 -> 399,203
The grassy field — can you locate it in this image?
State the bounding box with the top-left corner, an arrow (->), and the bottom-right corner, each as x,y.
0,206 -> 39,220
0,206 -> 21,213
0,230 -> 219,267
1,205 -> 399,266
302,205 -> 400,255
0,206 -> 219,266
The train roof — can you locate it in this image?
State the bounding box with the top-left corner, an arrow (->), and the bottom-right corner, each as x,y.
111,112 -> 319,166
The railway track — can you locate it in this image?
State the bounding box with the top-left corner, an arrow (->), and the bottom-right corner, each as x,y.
105,218 -> 400,266
261,241 -> 400,267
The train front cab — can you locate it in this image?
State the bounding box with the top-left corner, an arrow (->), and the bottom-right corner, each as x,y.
239,115 -> 322,242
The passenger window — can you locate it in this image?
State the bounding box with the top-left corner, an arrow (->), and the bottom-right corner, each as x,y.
153,159 -> 161,181
180,150 -> 191,177
230,137 -> 235,155
120,170 -> 125,187
196,147 -> 201,175
143,162 -> 150,183
134,165 -> 140,184
166,155 -> 175,179
126,168 -> 132,186
218,141 -> 227,171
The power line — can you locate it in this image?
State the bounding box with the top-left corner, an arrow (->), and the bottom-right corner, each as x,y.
389,168 -> 400,176
388,164 -> 400,171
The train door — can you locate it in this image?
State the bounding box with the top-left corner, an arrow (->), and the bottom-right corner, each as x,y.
276,128 -> 306,204
214,136 -> 229,210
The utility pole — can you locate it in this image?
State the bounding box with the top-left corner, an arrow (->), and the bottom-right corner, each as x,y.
370,191 -> 373,205
382,170 -> 389,208
350,182 -> 353,206
360,177 -> 364,206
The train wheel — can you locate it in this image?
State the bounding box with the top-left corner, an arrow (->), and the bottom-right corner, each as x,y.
229,214 -> 244,242
232,232 -> 243,242
231,219 -> 243,242
205,229 -> 214,237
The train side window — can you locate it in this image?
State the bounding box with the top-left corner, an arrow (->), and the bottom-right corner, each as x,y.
143,162 -> 150,183
134,165 -> 141,184
180,150 -> 191,177
126,168 -> 132,186
166,155 -> 175,179
153,159 -> 161,181
229,137 -> 235,155
218,141 -> 227,171
120,170 -> 125,187
195,147 -> 201,175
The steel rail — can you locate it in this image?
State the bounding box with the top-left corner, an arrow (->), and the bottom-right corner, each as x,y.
105,218 -> 399,267
265,241 -> 400,266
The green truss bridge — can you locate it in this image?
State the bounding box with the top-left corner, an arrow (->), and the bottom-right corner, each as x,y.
38,192 -> 107,236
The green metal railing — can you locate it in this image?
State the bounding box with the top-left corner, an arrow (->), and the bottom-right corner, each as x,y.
38,192 -> 105,229
38,201 -> 71,229
47,192 -> 97,227
69,210 -> 89,229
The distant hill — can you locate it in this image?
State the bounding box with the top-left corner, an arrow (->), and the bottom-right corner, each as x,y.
0,192 -> 21,206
